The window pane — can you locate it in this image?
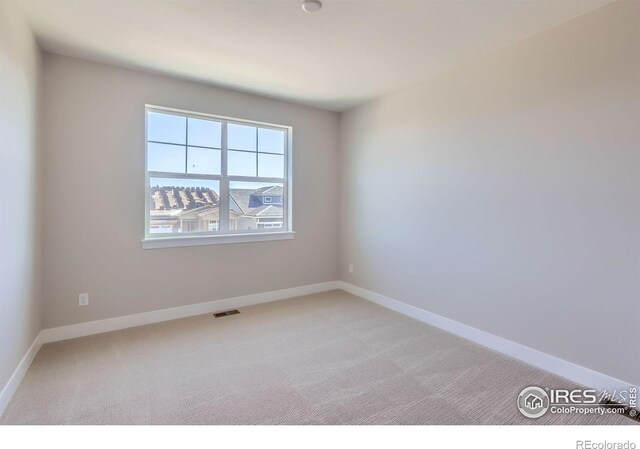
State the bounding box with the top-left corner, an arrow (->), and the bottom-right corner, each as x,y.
228,150 -> 257,177
187,147 -> 221,175
147,111 -> 186,144
228,123 -> 256,151
258,153 -> 284,178
147,143 -> 185,173
258,128 -> 285,154
187,117 -> 221,148
229,182 -> 284,231
149,177 -> 220,234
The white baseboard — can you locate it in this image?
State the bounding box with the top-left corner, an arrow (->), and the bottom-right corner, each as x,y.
0,332 -> 43,417
337,281 -> 637,393
4,280 -> 632,419
1,281 -> 340,417
40,281 -> 340,344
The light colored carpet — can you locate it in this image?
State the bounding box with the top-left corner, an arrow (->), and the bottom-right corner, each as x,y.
1,290 -> 634,425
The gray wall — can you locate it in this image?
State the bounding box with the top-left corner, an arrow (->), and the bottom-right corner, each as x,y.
40,53 -> 339,328
0,2 -> 42,389
339,0 -> 640,386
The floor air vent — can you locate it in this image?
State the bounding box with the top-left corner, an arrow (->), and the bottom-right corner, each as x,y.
213,309 -> 240,318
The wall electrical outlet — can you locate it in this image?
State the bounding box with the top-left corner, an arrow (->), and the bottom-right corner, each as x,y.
79,293 -> 89,306
348,264 -> 354,274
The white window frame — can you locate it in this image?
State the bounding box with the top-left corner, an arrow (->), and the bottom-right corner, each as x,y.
142,105 -> 294,249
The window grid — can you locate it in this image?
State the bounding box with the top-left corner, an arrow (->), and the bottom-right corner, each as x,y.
145,106 -> 291,239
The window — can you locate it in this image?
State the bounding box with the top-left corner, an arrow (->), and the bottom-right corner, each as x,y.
144,106 -> 292,248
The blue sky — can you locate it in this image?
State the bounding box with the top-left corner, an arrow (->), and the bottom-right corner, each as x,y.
147,111 -> 284,178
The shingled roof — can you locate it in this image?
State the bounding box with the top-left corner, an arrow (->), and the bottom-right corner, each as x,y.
150,186 -> 219,211
229,186 -> 283,217
150,185 -> 282,218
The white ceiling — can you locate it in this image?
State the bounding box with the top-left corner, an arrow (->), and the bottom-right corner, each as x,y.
19,0 -> 610,111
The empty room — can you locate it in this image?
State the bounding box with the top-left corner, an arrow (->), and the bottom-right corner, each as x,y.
1,0 -> 638,443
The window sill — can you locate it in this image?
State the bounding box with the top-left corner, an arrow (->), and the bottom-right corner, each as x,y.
141,231 -> 295,249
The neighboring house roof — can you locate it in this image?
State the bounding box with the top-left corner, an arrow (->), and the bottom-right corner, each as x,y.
150,185 -> 282,219
229,187 -> 283,217
173,205 -> 241,220
150,186 -> 219,211
228,189 -> 252,215
254,186 -> 283,195
177,205 -> 218,220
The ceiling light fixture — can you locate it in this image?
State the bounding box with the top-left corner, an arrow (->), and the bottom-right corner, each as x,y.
301,0 -> 322,13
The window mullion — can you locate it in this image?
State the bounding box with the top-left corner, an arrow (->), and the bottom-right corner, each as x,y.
184,118 -> 189,174
219,121 -> 230,232
284,129 -> 289,232
255,127 -> 259,178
